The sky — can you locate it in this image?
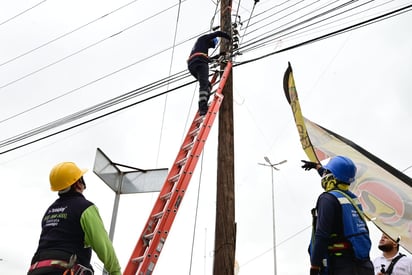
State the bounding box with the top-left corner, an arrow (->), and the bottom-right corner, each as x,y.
1,0 -> 412,274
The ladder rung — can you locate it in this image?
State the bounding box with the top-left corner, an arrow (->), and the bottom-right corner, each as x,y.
182,141 -> 195,151
151,211 -> 164,220
160,192 -> 172,201
176,157 -> 187,167
144,232 -> 155,241
189,127 -> 201,137
168,174 -> 180,183
194,116 -> 204,124
131,256 -> 145,263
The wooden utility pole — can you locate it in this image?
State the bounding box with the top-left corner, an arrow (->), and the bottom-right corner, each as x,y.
213,0 -> 236,274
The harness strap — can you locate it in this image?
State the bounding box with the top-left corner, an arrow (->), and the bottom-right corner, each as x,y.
29,259 -> 69,270
29,254 -> 90,275
382,253 -> 405,275
187,52 -> 208,62
327,241 -> 353,257
328,242 -> 351,251
332,189 -> 369,222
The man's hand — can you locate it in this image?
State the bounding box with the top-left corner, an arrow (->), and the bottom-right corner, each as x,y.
301,160 -> 319,171
310,267 -> 321,275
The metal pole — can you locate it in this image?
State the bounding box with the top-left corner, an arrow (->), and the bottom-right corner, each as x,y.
104,175 -> 122,275
108,191 -> 120,241
270,166 -> 277,275
258,158 -> 287,275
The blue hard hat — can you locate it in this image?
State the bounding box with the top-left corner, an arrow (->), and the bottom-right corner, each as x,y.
212,37 -> 219,48
323,156 -> 357,184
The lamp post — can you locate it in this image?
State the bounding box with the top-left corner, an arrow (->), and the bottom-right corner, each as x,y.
258,157 -> 287,275
93,148 -> 168,275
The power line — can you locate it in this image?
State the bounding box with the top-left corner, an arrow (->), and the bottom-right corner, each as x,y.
237,1 -> 412,57
0,0 -> 401,124
0,0 -> 48,27
0,72 -> 195,155
238,0 -> 364,53
240,0 -> 361,53
240,225 -> 311,268
156,0 -> 184,165
0,0 -> 141,67
1,2 -> 411,154
0,1 -> 186,90
0,31 -> 198,125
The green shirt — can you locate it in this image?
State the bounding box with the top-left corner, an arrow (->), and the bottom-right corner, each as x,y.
80,205 -> 121,274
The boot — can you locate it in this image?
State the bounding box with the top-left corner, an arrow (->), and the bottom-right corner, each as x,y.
198,100 -> 208,116
198,90 -> 210,116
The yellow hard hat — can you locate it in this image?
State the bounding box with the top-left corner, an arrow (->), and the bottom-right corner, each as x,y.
49,162 -> 88,191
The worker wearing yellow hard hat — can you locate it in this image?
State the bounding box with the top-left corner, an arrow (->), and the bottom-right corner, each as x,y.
28,162 -> 121,275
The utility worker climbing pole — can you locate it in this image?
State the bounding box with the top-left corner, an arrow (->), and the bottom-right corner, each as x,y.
301,156 -> 374,275
187,30 -> 231,115
27,162 -> 121,275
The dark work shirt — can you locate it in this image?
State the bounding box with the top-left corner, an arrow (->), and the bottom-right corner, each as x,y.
310,192 -> 344,267
188,31 -> 231,64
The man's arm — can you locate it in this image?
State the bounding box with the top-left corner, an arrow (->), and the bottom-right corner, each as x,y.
213,30 -> 231,40
81,205 -> 121,275
310,194 -> 337,267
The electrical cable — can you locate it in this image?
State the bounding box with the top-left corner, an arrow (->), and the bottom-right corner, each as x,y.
0,0 -> 48,28
156,0 -> 183,166
239,0 -> 260,45
242,0 -> 305,34
0,1 -> 186,91
239,0 -> 375,54
0,74 -> 196,155
238,0 -> 358,53
0,0 -> 387,124
0,33 -> 197,125
0,69 -> 191,147
236,0 -> 408,56
1,2 -> 411,154
0,0 -> 141,68
241,0 -> 292,28
210,0 -> 221,31
189,152 -> 205,275
240,225 -> 311,268
236,3 -> 412,67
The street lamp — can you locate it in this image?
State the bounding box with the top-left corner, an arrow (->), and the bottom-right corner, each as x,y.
258,157 -> 287,275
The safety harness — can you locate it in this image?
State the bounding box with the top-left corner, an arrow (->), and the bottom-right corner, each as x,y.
380,253 -> 405,275
310,189 -> 370,262
29,254 -> 94,275
187,52 -> 209,62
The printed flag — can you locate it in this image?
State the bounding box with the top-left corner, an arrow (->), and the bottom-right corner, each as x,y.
283,62 -> 412,253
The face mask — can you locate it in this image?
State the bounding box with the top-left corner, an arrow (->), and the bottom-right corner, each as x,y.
321,174 -> 336,191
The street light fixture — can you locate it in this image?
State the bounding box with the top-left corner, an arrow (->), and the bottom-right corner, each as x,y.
258,157 -> 287,275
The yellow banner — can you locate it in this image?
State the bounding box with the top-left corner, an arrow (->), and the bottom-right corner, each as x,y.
283,62 -> 412,253
283,62 -> 319,163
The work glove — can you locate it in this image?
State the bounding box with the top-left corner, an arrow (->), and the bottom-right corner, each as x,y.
301,160 -> 319,171
310,267 -> 321,275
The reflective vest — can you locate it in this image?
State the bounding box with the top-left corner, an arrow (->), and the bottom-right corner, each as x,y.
329,190 -> 371,260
